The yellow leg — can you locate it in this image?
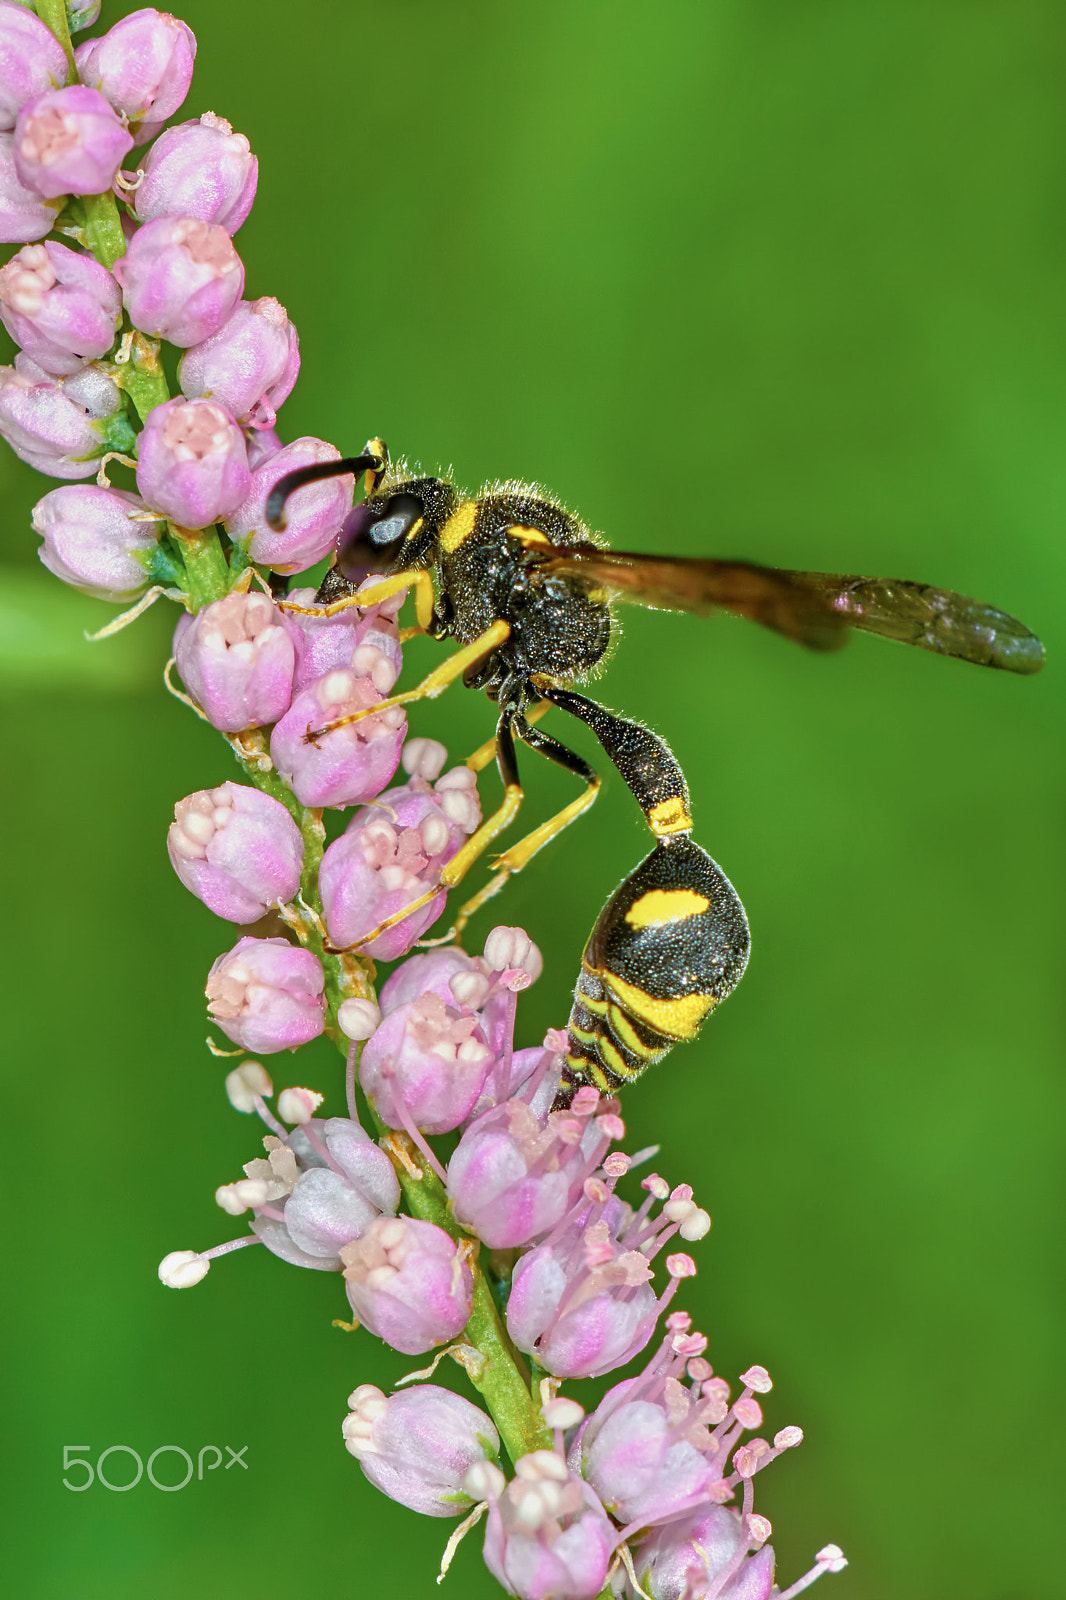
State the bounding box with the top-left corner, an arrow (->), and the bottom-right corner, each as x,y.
451,773 -> 601,938
281,569 -> 437,629
305,618 -> 511,742
341,782 -> 524,952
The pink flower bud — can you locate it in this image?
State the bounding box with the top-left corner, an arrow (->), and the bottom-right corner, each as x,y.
342,1383 -> 500,1517
74,7 -> 196,145
0,129 -> 60,241
225,439 -> 352,574
113,216 -> 244,348
448,1096 -> 614,1251
178,296 -> 298,428
136,396 -> 250,526
630,1506 -> 776,1600
173,591 -> 295,731
341,1215 -> 473,1355
320,768 -> 480,960
215,1107 -> 399,1268
282,586 -> 402,695
269,667 -> 405,809
0,240 -> 121,375
506,1207 -> 661,1380
483,1459 -> 614,1600
205,935 -> 325,1054
0,3 -> 68,133
379,948 -> 478,1014
0,351 -> 127,477
359,992 -> 496,1136
131,111 -> 256,231
167,781 -> 304,922
580,1398 -> 714,1527
244,424 -> 281,471
13,84 -> 133,198
33,482 -> 162,599
277,1121 -> 399,1259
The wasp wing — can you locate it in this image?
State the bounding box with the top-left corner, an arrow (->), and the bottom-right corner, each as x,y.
543,547 -> 1045,674
784,570 -> 1045,674
542,548 -> 847,650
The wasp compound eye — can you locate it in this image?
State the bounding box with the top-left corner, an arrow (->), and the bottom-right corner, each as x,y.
335,493 -> 425,582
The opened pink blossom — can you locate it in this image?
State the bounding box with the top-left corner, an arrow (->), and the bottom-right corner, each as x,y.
136,395 -> 250,526
167,781 -> 304,922
113,215 -> 244,348
13,84 -> 133,198
270,666 -> 406,809
0,240 -> 121,375
173,591 -> 295,731
205,935 -> 325,1054
341,1215 -> 473,1355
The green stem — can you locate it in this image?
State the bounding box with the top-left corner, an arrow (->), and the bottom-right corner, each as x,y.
224,725 -> 551,1466
169,526 -> 230,612
34,0 -> 75,78
34,4 -> 130,277
121,330 -> 171,423
464,1268 -> 551,1463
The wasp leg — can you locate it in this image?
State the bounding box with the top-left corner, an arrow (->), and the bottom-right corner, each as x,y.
464,699 -> 549,774
281,568 -> 437,628
536,684 -> 692,839
451,717 -> 601,938
343,710 -> 525,951
303,618 -> 512,742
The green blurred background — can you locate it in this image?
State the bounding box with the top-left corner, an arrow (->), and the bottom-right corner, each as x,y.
2,1 -> 1063,1595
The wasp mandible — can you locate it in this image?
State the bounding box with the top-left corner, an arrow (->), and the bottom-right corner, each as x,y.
267,440 -> 1044,1102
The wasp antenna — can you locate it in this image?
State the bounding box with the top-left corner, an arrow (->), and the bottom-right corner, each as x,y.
265,450 -> 386,531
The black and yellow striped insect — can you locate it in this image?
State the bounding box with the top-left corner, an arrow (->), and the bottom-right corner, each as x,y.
267,439 -> 1044,1102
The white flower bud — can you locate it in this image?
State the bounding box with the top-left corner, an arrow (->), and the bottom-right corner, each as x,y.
337,998 -> 382,1041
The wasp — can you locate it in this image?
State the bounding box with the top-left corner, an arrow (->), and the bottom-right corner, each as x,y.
267,440 -> 1044,1102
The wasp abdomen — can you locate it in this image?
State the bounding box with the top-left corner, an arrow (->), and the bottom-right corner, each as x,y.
561,836 -> 750,1098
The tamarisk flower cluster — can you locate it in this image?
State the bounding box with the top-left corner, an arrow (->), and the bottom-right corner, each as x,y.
3,6 -> 848,1596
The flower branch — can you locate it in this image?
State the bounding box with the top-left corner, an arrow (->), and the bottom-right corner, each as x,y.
0,5 -> 848,1597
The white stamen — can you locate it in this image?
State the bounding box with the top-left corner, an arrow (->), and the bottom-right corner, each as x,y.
402,737 -> 448,780
462,1461 -> 504,1502
277,1085 -> 324,1124
224,1060 -> 273,1112
158,1250 -> 210,1288
541,1397 -> 584,1430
